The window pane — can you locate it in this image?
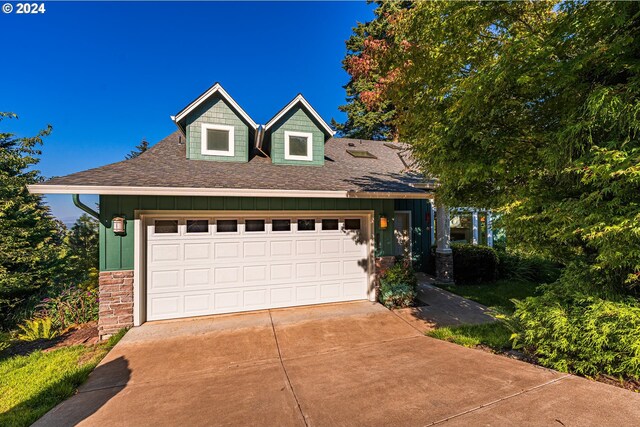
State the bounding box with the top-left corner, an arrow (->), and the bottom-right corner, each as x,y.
344,219 -> 361,230
322,219 -> 339,231
155,220 -> 178,234
297,219 -> 315,231
272,219 -> 291,232
207,129 -> 230,152
245,219 -> 265,232
186,220 -> 208,233
288,135 -> 308,156
216,219 -> 237,232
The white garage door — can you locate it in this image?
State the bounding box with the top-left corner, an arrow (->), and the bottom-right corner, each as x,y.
145,213 -> 371,321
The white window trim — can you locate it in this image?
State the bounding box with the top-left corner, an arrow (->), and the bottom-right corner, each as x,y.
201,123 -> 235,157
284,131 -> 313,161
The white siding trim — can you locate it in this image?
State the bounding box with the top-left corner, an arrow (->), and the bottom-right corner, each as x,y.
29,184 -> 432,199
174,83 -> 258,129
201,123 -> 235,157
264,94 -> 335,136
284,131 -> 313,161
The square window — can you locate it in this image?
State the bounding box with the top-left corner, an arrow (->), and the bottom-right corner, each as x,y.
289,136 -> 308,156
284,131 -> 312,161
297,219 -> 315,231
155,220 -> 178,234
322,219 -> 339,231
245,219 -> 265,232
217,219 -> 238,233
186,219 -> 208,233
272,219 -> 291,232
206,129 -> 230,152
201,123 -> 234,156
344,219 -> 361,230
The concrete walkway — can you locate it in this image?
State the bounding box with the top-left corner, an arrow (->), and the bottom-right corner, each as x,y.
36,301 -> 640,427
393,273 -> 496,332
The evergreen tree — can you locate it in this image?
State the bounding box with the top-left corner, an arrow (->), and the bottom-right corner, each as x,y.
66,213 -> 99,289
0,113 -> 67,328
125,139 -> 149,159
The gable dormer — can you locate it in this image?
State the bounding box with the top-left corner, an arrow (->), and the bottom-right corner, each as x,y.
264,94 -> 335,166
173,83 -> 258,162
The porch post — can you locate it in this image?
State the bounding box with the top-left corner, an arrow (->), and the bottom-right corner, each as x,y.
486,211 -> 494,247
472,210 -> 479,245
435,201 -> 454,284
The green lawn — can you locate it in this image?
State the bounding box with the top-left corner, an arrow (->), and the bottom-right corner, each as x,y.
0,330 -> 125,427
428,279 -> 540,351
436,279 -> 540,314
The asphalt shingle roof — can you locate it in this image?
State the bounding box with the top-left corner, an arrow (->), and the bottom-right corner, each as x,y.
40,132 -> 425,195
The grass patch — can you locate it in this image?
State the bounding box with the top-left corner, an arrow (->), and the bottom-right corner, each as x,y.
428,322 -> 512,350
0,329 -> 126,427
437,279 -> 539,314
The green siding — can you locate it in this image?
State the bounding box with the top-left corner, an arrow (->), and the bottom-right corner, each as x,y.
186,95 -> 249,162
395,199 -> 432,271
99,195 -> 407,272
270,106 -> 325,166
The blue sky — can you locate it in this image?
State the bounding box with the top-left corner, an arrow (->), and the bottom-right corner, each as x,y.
1,1 -> 374,225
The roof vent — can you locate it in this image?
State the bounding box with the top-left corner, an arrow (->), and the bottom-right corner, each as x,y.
346,149 -> 377,159
348,142 -> 356,147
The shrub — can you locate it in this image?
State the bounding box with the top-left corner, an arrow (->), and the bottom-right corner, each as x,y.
378,262 -> 418,309
497,250 -> 561,284
36,286 -> 98,330
506,267 -> 640,379
451,244 -> 499,284
16,318 -> 58,341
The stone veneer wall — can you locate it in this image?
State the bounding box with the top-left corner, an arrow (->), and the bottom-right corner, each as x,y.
435,251 -> 455,284
98,270 -> 134,340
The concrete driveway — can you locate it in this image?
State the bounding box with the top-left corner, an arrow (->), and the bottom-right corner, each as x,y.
37,301 -> 640,427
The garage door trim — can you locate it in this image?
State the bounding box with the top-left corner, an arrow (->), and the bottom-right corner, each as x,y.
133,210 -> 376,325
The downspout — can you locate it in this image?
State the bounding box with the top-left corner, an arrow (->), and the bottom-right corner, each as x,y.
72,194 -> 99,220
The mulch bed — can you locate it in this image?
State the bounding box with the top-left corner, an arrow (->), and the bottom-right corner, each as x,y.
2,322 -> 99,358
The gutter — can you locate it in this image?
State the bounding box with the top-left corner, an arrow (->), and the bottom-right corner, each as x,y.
72,194 -> 99,219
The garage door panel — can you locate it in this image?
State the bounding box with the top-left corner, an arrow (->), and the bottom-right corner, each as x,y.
147,214 -> 370,321
149,270 -> 181,291
184,243 -> 210,261
214,242 -> 241,259
270,241 -> 292,257
270,263 -> 293,280
184,268 -> 210,288
244,265 -> 267,282
296,240 -> 317,256
244,241 -> 267,258
296,262 -> 317,279
150,244 -> 181,263
214,266 -> 241,285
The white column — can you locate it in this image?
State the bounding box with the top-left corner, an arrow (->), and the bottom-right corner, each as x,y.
486,211 -> 494,247
436,202 -> 451,253
472,210 -> 479,245
430,203 -> 436,246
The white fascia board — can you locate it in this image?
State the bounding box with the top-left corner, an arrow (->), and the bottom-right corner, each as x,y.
174,83 -> 258,130
28,184 -> 431,199
264,94 -> 336,136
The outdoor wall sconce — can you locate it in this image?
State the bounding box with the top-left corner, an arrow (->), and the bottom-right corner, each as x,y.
380,215 -> 388,230
112,216 -> 126,235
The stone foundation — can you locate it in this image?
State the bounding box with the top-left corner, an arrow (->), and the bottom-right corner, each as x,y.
435,250 -> 454,284
374,256 -> 396,300
98,270 -> 134,340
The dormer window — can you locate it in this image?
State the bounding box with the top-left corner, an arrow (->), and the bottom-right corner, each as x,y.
284,131 -> 313,161
201,123 -> 235,156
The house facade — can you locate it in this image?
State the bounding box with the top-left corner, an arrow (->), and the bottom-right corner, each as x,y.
31,83 -> 438,339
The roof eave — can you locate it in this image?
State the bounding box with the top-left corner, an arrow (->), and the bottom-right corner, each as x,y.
28,184 -> 432,199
